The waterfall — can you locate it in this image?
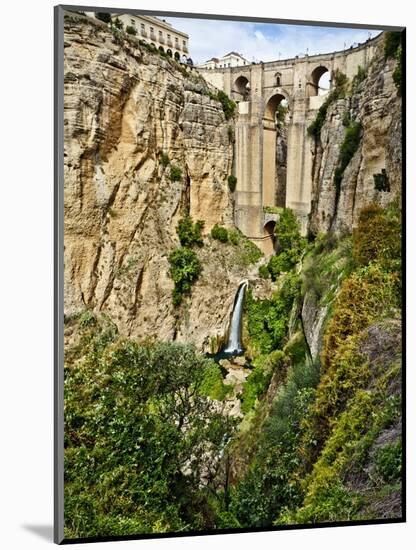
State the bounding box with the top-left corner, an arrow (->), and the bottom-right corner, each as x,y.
223,281 -> 248,355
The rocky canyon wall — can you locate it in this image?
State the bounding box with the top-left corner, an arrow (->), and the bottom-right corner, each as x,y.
63,13 -> 261,351
308,38 -> 402,236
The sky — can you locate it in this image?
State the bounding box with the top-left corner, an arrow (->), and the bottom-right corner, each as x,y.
164,16 -> 382,65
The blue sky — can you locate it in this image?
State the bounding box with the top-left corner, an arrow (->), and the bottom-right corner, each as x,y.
164,16 -> 382,64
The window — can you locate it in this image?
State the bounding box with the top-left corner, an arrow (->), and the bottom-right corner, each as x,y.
183,40 -> 186,47
159,30 -> 162,37
150,26 -> 154,33
175,37 -> 179,44
131,19 -> 135,26
141,23 -> 145,30
167,34 -> 170,39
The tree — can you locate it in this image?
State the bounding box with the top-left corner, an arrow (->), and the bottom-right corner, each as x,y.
95,12 -> 111,24
64,330 -> 234,537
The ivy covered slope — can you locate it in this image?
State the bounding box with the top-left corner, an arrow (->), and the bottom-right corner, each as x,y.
226,202 -> 402,527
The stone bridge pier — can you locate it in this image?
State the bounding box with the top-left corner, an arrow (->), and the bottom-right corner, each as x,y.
199,34 -> 382,254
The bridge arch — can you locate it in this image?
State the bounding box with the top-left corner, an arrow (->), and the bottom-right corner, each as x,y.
309,65 -> 330,96
262,92 -> 289,208
263,220 -> 277,255
233,75 -> 250,101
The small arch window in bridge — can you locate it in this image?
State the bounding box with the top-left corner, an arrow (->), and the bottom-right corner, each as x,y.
275,72 -> 282,87
310,66 -> 330,96
233,76 -> 250,101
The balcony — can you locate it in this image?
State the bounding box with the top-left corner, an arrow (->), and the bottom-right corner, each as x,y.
150,32 -> 156,41
167,38 -> 173,47
141,29 -> 147,38
159,35 -> 165,45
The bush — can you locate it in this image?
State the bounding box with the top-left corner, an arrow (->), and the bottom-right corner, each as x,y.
258,265 -> 270,279
217,90 -> 236,120
375,441 -> 402,482
160,151 -> 170,167
393,47 -> 402,95
125,25 -> 137,35
200,363 -> 232,401
384,32 -> 402,60
211,224 -> 228,243
176,216 -> 204,248
113,17 -> 123,30
95,12 -> 111,23
246,273 -> 301,354
64,335 -> 233,537
228,175 -> 237,192
307,70 -> 348,140
168,247 -> 201,305
169,164 -> 182,182
334,120 -> 362,191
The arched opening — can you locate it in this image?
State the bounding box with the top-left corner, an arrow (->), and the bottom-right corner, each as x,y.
174,51 -> 180,61
166,49 -> 173,58
158,46 -> 165,53
310,66 -> 330,96
233,76 -> 250,101
263,94 -> 289,207
263,221 -> 277,255
275,72 -> 282,87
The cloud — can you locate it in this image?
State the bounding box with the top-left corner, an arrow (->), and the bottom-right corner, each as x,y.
164,16 -> 382,64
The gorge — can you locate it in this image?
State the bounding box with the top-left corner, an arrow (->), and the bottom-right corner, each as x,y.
62,11 -> 403,539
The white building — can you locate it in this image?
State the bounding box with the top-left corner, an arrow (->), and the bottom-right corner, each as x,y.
113,14 -> 189,60
85,13 -> 190,61
198,51 -> 249,70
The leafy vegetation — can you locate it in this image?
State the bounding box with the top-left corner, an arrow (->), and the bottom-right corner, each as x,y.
333,120 -> 362,192
307,70 -> 348,140
211,224 -> 229,243
169,247 -> 201,306
210,90 -> 237,120
169,164 -> 183,182
393,47 -> 403,95
176,216 -> 204,248
125,25 -> 137,35
64,324 -> 234,538
245,272 -> 301,354
384,31 -> 402,60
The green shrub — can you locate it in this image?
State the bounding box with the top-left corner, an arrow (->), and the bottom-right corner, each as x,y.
393,47 -> 402,95
176,216 -> 204,248
95,12 -> 111,24
217,90 -> 236,120
64,335 -> 233,537
125,25 -> 137,35
308,70 -> 348,139
352,65 -> 367,92
112,17 -> 123,30
228,229 -> 240,246
258,265 -> 270,279
375,441 -> 402,482
228,174 -> 237,192
79,310 -> 96,328
227,125 -> 235,143
334,120 -> 362,191
168,247 -> 201,305
160,151 -> 170,167
211,224 -> 228,243
169,164 -> 182,182
246,273 -> 301,354
384,31 -> 402,60
200,363 -> 232,401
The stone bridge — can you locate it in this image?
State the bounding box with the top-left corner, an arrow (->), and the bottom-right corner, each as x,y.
198,33 -> 383,254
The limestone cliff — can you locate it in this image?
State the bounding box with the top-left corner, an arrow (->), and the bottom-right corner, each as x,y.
309,38 -> 402,236
63,13 -> 257,351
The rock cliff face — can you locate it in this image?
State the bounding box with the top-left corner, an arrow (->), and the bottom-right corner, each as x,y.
63,13 -> 256,351
309,39 -> 402,236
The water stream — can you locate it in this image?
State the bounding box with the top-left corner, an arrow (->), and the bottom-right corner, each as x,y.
222,280 -> 248,356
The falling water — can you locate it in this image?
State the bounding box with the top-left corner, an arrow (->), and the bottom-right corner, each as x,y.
223,281 -> 248,355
